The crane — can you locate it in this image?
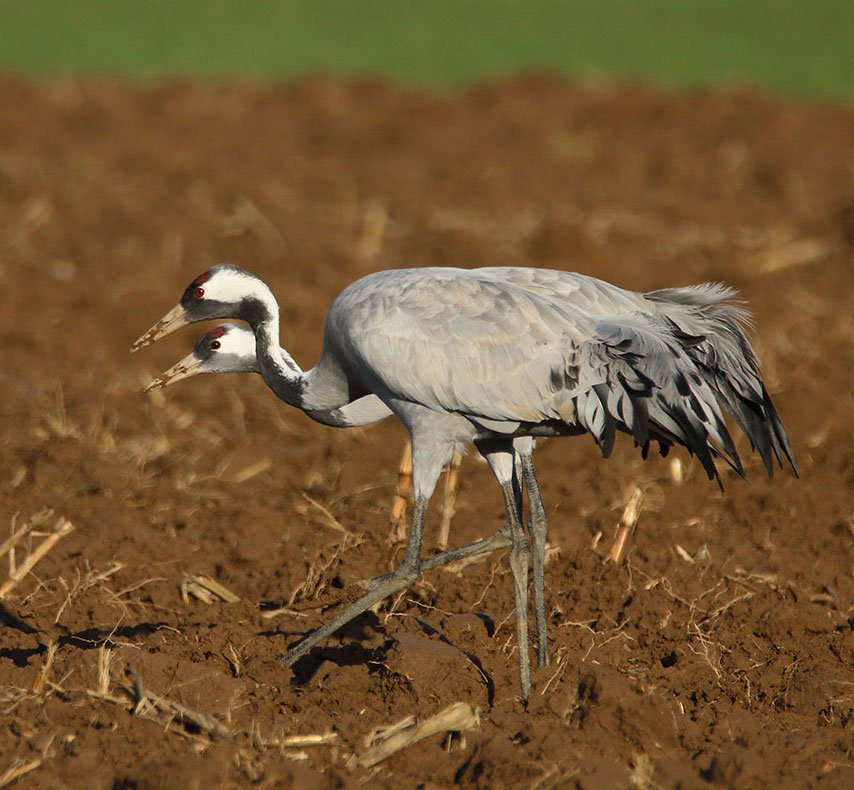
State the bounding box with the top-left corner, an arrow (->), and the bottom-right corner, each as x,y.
132,264 -> 797,701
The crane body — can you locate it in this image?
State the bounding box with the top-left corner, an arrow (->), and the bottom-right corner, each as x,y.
134,263 -> 796,701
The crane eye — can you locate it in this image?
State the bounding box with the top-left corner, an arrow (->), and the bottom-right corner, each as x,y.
210,340 -> 221,350
194,287 -> 205,298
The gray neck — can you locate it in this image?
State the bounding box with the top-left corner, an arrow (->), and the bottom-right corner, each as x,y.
245,292 -> 352,412
306,395 -> 392,428
255,323 -> 308,409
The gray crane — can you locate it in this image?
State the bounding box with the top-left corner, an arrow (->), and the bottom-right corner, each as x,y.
132,264 -> 796,701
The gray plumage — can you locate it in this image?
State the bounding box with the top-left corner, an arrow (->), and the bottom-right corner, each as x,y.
135,263 -> 797,702
325,267 -> 795,484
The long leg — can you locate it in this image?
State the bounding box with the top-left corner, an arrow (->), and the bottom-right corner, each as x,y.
378,446 -> 524,598
479,439 -> 531,702
280,498 -> 428,667
282,436 -> 447,668
376,448 -> 534,636
519,448 -> 549,667
365,525 -> 511,590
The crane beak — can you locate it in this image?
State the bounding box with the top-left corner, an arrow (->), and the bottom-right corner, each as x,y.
130,304 -> 190,353
144,353 -> 204,392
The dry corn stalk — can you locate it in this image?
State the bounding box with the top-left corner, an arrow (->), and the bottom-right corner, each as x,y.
436,450 -> 462,550
388,440 -> 413,543
267,733 -> 338,748
608,487 -> 644,564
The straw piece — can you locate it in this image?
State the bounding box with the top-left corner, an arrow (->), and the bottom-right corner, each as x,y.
675,544 -> 695,564
757,237 -> 830,274
181,574 -> 240,604
388,440 -> 413,543
270,733 -> 338,748
151,696 -> 232,740
669,457 -> 683,484
301,493 -> 348,533
232,458 -> 271,483
350,702 -> 479,769
0,514 -> 40,560
0,515 -> 74,600
0,758 -> 43,788
436,450 -> 462,550
32,642 -> 58,695
259,606 -> 307,620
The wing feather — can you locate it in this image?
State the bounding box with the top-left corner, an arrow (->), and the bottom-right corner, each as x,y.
328,267 -> 792,483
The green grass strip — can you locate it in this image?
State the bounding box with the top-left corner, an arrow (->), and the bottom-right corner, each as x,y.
0,1 -> 851,97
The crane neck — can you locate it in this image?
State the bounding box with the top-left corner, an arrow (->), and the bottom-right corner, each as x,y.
240,292 -> 308,409
305,395 -> 393,428
241,289 -> 350,412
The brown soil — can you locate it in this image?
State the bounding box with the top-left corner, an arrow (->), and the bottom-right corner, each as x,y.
0,75 -> 852,789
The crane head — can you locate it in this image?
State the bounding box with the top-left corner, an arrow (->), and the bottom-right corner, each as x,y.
143,323 -> 259,391
130,263 -> 269,352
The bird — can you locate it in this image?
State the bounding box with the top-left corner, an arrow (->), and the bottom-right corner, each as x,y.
132,263 -> 797,702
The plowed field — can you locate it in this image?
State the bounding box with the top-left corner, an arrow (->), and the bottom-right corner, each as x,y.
0,76 -> 851,788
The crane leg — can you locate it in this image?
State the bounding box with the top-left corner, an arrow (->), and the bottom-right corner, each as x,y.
282,435 -> 449,668
481,440 -> 531,703
365,525 -> 511,590
280,497 -> 429,668
504,478 -> 532,702
520,452 -> 549,668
